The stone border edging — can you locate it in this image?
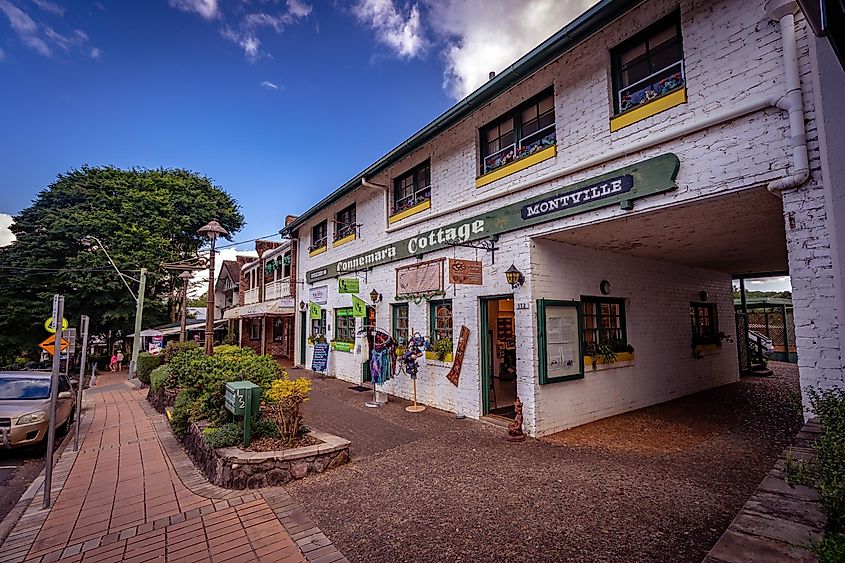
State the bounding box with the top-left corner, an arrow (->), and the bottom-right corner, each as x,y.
703,419 -> 826,563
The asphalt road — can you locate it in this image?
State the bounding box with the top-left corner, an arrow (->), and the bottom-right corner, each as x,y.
0,448 -> 45,524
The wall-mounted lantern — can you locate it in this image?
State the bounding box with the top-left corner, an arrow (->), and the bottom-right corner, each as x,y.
505,264 -> 524,288
370,289 -> 382,304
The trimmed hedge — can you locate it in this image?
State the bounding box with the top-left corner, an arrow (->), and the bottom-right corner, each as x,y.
136,352 -> 161,385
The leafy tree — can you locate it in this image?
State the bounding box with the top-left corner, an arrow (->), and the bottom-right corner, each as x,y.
188,292 -> 207,307
0,167 -> 244,363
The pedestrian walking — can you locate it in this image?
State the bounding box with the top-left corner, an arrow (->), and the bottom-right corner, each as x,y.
109,353 -> 117,372
116,350 -> 124,371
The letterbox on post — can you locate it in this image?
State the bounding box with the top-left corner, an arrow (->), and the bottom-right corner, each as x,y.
224,381 -> 261,447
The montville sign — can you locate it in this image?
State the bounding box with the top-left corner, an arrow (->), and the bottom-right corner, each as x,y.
306,153 -> 680,282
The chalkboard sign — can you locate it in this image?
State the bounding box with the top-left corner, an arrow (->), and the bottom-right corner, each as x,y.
312,342 -> 329,372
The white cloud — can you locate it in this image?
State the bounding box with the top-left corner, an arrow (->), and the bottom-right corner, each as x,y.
30,0 -> 64,16
426,0 -> 598,99
352,0 -> 426,59
0,213 -> 16,247
287,0 -> 312,19
0,47 -> 5,60
0,0 -> 51,56
190,248 -> 258,298
260,80 -> 280,90
168,0 -> 219,21
90,46 -> 100,59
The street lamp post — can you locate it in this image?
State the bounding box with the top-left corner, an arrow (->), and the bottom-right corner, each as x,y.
198,220 -> 228,355
81,235 -> 146,378
179,270 -> 193,342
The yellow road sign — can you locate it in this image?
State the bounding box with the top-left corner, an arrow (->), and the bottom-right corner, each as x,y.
44,316 -> 68,334
39,335 -> 69,356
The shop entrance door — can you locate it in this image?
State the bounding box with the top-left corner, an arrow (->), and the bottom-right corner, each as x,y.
479,295 -> 518,418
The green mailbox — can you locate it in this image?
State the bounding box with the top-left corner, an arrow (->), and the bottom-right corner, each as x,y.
224,381 -> 261,447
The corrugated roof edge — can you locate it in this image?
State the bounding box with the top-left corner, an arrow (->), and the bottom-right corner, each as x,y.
279,0 -> 636,237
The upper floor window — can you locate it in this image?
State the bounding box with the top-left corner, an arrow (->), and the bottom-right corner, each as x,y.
310,220 -> 327,252
690,302 -> 718,345
611,12 -> 684,115
393,161 -> 431,215
480,89 -> 556,175
334,204 -> 357,241
282,250 -> 291,279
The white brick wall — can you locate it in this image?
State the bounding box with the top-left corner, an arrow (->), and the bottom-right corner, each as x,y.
290,0 -> 844,431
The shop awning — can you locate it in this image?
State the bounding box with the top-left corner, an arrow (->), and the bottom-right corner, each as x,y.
223,298 -> 296,319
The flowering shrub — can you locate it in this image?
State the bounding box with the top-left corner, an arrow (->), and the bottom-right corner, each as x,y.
264,377 -> 312,447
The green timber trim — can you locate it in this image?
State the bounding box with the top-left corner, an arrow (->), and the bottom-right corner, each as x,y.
537,299 -> 585,384
307,153 -> 680,282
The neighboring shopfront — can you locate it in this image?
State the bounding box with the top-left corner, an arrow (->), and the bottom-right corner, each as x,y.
283,0 -> 844,436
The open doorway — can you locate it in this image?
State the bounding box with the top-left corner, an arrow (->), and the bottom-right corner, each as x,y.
481,296 -> 518,419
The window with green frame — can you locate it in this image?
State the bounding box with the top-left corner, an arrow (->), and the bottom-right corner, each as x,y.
429,299 -> 453,343
480,88 -> 556,175
690,302 -> 718,345
581,297 -> 628,351
335,307 -> 355,342
310,309 -> 326,340
392,303 -> 409,345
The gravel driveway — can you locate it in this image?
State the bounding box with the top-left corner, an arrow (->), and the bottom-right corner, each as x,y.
287,363 -> 802,563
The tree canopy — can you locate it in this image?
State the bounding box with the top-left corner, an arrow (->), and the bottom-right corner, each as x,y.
0,167 -> 244,363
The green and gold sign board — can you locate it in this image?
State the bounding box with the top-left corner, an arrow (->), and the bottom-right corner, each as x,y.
307,154 -> 680,282
338,277 -> 360,293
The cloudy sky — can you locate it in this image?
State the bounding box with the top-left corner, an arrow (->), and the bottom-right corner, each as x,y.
0,0 -> 596,250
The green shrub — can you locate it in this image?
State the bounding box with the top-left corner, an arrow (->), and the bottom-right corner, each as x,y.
136,352 -> 161,385
150,365 -> 174,393
170,390 -> 200,436
265,377 -> 311,447
785,387 -> 845,562
168,346 -> 284,434
160,340 -> 199,364
202,418 -> 281,448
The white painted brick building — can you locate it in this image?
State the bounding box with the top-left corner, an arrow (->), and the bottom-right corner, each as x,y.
281,0 -> 844,436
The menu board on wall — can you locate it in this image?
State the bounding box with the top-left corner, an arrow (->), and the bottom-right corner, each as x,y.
396,258 -> 444,295
542,303 -> 581,380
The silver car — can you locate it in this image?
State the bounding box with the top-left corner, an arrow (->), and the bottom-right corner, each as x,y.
0,372 -> 76,450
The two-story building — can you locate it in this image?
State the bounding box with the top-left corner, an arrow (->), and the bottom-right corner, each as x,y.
223,228 -> 299,363
282,0 -> 844,436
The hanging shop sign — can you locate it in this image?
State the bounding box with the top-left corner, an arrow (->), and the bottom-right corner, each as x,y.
309,285 -> 328,305
352,295 -> 367,318
309,301 -> 322,320
306,153 -> 679,282
448,259 -> 483,285
396,258 -> 444,296
338,277 -> 360,293
312,342 -> 329,372
446,325 -> 470,386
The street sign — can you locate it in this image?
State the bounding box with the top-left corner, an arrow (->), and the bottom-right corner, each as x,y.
224,381 -> 261,447
39,335 -> 69,356
44,316 -> 68,334
65,328 -> 77,355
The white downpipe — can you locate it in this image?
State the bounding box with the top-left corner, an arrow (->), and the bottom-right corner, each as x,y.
386,95 -> 778,234
766,1 -> 810,194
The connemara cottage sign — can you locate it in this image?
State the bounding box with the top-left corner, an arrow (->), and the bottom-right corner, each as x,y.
307,154 -> 680,282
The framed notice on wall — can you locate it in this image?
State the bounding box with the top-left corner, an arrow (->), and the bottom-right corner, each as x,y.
537,299 -> 583,384
396,258 -> 444,296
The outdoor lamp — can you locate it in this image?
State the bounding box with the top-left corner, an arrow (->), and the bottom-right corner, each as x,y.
198,220 -> 228,355
299,301 -> 306,311
505,264 -> 524,288
370,289 -> 382,304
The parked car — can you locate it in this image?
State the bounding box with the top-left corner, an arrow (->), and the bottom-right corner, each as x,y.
0,372 -> 75,450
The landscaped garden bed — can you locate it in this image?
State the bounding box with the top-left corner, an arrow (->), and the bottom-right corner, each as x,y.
146,341 -> 350,488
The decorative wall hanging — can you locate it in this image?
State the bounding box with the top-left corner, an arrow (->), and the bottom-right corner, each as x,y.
449,259 -> 483,285
396,258 -> 444,296
446,325 -> 470,386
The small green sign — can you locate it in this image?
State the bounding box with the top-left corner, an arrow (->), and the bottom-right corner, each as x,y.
352,295 -> 366,318
309,301 -> 322,320
332,341 -> 353,352
338,278 -> 360,293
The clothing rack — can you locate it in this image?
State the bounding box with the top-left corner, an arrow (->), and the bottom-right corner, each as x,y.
356,324 -> 394,407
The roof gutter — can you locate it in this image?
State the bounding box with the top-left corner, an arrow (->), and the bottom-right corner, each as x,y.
280,0 -> 636,237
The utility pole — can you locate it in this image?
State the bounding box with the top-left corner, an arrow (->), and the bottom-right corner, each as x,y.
74,315 -> 89,452
129,268 -> 146,379
44,294 -> 64,509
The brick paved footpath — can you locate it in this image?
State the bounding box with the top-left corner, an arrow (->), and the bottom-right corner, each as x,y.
0,375 -> 346,563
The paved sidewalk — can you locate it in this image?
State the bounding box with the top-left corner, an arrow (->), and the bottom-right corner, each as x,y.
0,375 -> 343,563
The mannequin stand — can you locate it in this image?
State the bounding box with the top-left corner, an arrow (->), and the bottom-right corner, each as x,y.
365,380 -> 380,408
405,379 -> 426,413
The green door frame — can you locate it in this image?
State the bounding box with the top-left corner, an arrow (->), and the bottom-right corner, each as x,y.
479,294 -> 514,416
299,311 -> 306,366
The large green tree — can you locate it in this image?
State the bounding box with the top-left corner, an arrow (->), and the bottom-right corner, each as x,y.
0,167 -> 244,363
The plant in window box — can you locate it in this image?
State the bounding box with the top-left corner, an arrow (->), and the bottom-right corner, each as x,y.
691,331 -> 733,359
308,241 -> 326,253
431,337 -> 453,361
584,341 -> 618,370
307,333 -> 326,345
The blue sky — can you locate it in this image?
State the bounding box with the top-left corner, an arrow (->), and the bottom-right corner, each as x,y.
0,0 -> 597,248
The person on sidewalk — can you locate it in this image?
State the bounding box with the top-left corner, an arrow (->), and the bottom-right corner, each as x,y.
109,352 -> 117,372
116,350 -> 124,371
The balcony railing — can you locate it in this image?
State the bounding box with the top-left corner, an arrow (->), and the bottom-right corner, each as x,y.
264,279 -> 292,301
244,287 -> 259,305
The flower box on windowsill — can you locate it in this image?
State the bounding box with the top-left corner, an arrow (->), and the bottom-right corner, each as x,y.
610,86 -> 687,132
333,232 -> 356,247
308,245 -> 327,257
389,199 -> 431,225
584,351 -> 635,371
476,145 -> 556,188
425,351 -> 453,363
